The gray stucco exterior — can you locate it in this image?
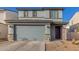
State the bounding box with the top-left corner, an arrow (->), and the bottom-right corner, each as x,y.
5,7 -> 67,41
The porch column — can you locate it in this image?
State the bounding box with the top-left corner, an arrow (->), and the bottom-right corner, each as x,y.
62,25 -> 67,41
44,24 -> 51,41
8,24 -> 14,42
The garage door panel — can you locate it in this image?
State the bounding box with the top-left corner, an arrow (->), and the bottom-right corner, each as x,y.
16,26 -> 45,41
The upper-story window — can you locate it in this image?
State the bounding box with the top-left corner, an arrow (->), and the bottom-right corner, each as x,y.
33,11 -> 37,17
50,10 -> 62,19
18,11 -> 29,17
18,11 -> 24,17
18,11 -> 37,18
24,11 -> 28,17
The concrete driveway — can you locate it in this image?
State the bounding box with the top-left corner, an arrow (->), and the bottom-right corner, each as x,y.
0,41 -> 45,51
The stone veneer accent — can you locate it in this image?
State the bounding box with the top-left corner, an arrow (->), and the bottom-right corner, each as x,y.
8,24 -> 14,42
44,24 -> 51,41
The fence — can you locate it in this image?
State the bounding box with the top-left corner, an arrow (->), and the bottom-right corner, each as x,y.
67,32 -> 79,41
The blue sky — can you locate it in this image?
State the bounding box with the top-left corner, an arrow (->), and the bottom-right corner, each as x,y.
0,7 -> 79,21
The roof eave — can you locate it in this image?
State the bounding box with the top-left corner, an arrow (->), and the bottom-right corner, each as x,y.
16,7 -> 64,11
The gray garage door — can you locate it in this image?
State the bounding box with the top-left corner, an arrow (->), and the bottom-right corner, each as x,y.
16,26 -> 45,41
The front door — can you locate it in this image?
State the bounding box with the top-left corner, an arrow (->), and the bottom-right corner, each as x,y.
55,26 -> 61,39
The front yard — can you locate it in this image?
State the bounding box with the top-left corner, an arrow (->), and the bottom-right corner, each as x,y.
46,40 -> 79,51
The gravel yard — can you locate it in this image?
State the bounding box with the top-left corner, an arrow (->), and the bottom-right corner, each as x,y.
46,40 -> 79,51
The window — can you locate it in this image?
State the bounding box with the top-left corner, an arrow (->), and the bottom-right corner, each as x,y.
33,11 -> 37,17
58,10 -> 63,19
24,11 -> 28,17
18,11 -> 29,17
18,11 -> 24,17
50,10 -> 62,19
51,10 -> 57,19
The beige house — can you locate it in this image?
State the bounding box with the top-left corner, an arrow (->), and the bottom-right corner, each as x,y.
5,8 -> 67,41
0,9 -> 17,41
0,23 -> 8,41
68,12 -> 79,27
67,12 -> 79,40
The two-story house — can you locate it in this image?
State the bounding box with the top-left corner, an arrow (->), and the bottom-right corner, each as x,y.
5,7 -> 67,41
0,9 -> 17,41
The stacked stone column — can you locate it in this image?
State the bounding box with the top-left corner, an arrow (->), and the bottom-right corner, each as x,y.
8,24 -> 14,42
44,24 -> 51,41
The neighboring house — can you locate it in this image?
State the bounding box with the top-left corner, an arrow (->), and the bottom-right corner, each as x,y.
5,7 -> 67,41
0,9 -> 17,41
68,12 -> 79,28
67,12 -> 79,40
0,23 -> 8,41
